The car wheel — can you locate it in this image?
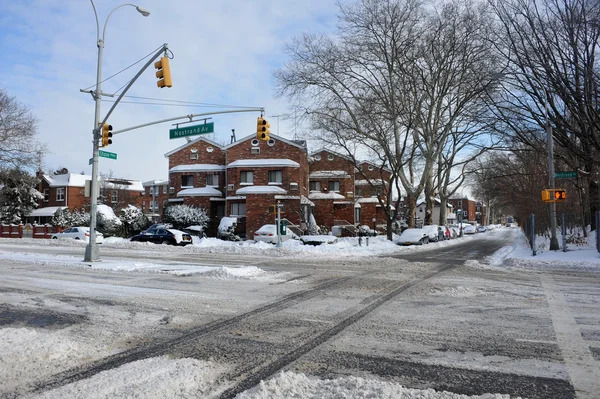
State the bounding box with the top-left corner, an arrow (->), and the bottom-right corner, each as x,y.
160,240 -> 168,245
52,236 -> 58,239
421,237 -> 429,245
75,237 -> 80,240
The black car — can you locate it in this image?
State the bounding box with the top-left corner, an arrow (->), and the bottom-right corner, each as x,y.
130,228 -> 192,246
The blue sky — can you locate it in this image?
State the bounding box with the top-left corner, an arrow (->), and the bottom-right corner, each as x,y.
0,0 -> 339,182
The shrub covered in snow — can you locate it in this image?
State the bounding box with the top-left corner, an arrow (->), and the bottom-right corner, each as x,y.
51,208 -> 90,228
119,205 -> 149,237
164,204 -> 209,231
218,216 -> 241,241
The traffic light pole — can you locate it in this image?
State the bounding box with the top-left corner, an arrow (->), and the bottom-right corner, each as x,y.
84,1 -> 150,262
546,104 -> 560,251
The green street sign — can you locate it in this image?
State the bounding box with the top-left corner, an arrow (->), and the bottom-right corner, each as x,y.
89,158 -> 93,165
99,150 -> 117,160
555,171 -> 577,179
170,122 -> 214,139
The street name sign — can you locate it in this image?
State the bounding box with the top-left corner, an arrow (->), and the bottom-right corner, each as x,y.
555,171 -> 577,179
99,150 -> 117,160
170,122 -> 214,139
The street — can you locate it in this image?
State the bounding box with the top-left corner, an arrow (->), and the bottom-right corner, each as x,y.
1,232 -> 599,398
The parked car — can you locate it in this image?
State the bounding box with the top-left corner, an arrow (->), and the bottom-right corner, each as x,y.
51,227 -> 104,244
254,224 -> 299,244
463,224 -> 477,234
476,225 -> 487,233
299,235 -> 338,246
421,224 -> 441,242
130,228 -> 192,246
141,223 -> 172,235
398,228 -> 429,245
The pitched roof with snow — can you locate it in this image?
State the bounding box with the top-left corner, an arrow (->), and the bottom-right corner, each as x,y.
164,136 -> 223,158
227,159 -> 300,168
223,134 -> 307,151
43,174 -> 90,187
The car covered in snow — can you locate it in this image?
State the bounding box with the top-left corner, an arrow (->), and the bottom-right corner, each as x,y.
130,228 -> 192,246
254,224 -> 299,244
51,226 -> 104,244
398,228 -> 429,245
421,224 -> 443,242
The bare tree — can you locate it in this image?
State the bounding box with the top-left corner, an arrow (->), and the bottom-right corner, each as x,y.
490,0 -> 600,229
275,0 -> 502,236
0,89 -> 47,170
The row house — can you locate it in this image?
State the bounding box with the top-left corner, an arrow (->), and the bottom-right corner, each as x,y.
164,135 -> 310,239
307,150 -> 393,231
448,197 -> 478,224
141,179 -> 169,222
415,199 -> 455,226
30,172 -> 144,223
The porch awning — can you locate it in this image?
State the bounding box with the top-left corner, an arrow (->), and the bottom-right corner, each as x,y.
27,206 -> 67,217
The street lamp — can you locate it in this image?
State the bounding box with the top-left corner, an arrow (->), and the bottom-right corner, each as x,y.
84,0 -> 150,262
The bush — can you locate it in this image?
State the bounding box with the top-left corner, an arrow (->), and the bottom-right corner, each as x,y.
164,204 -> 209,230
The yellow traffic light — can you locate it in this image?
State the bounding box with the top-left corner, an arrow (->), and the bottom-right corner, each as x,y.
101,123 -> 113,147
542,188 -> 566,202
154,57 -> 172,88
256,117 -> 271,141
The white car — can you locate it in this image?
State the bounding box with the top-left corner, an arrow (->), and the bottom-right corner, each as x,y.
463,224 -> 477,234
51,226 -> 104,244
398,228 -> 429,245
421,224 -> 442,242
254,224 -> 298,244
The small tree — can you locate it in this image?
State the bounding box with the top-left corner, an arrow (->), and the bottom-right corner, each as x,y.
163,204 -> 209,230
0,168 -> 42,224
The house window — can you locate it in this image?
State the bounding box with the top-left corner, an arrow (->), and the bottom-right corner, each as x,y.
206,173 -> 219,186
268,170 -> 282,184
181,175 -> 193,188
150,187 -> 154,195
240,170 -> 254,184
56,187 -> 65,201
328,181 -> 340,192
163,185 -> 167,194
328,154 -> 334,161
142,201 -> 146,210
111,191 -> 118,203
309,181 -> 321,191
230,202 -> 246,216
43,189 -> 49,202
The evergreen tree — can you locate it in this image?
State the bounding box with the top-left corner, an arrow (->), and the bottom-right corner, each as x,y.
0,168 -> 42,224
119,205 -> 149,237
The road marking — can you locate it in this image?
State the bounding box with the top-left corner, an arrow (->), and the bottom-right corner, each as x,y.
542,276 -> 599,399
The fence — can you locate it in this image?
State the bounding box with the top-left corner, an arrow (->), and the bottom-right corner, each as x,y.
0,224 -> 60,239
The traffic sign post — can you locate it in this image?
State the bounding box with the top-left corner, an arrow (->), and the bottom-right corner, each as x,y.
169,123 -> 214,139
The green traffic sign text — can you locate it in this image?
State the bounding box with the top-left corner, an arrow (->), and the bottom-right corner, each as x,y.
170,122 -> 214,139
555,171 -> 577,179
99,150 -> 117,160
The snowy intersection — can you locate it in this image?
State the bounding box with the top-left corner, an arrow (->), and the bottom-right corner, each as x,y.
1,228 -> 599,399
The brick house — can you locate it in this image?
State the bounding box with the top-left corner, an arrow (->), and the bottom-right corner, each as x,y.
355,161 -> 392,229
30,172 -> 144,223
448,197 -> 478,224
164,135 -> 312,239
141,179 -> 169,222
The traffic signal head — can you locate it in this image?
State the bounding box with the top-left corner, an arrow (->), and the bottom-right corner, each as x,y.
542,188 -> 566,202
101,123 -> 113,147
154,57 -> 172,88
256,117 -> 271,141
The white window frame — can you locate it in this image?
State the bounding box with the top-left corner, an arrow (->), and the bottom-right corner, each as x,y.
230,202 -> 246,216
268,170 -> 282,184
309,181 -> 321,191
163,185 -> 167,194
56,187 -> 65,202
240,170 -> 254,184
328,181 -> 340,192
181,175 -> 194,188
111,190 -> 118,203
43,189 -> 49,202
206,173 -> 219,187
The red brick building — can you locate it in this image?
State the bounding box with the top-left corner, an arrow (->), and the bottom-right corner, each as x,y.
30,172 -> 144,223
448,197 -> 478,224
164,135 -> 311,239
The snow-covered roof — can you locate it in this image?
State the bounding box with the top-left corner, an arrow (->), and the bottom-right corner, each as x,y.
301,195 -> 315,206
355,179 -> 384,186
143,179 -> 168,186
227,159 -> 300,168
169,164 -> 226,173
309,148 -> 353,161
236,186 -> 288,195
177,187 -> 223,197
308,192 -> 346,200
357,197 -> 382,203
309,171 -> 351,179
27,206 -> 68,217
43,174 -> 89,187
164,136 -> 223,158
223,134 -> 307,151
103,179 -> 144,192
